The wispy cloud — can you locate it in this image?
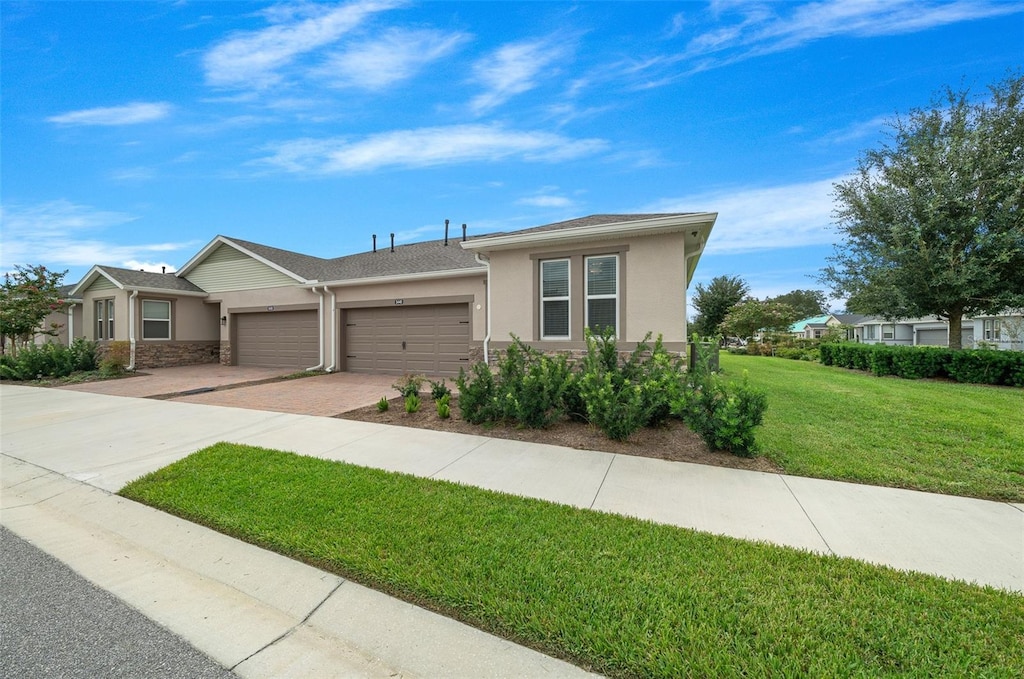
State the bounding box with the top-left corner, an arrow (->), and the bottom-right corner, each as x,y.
0,200 -> 195,271
258,124 -> 607,173
47,102 -> 172,126
470,37 -> 571,114
813,114 -> 892,146
516,186 -> 576,208
638,1 -> 1024,82
646,176 -> 845,254
203,0 -> 403,90
316,27 -> 468,90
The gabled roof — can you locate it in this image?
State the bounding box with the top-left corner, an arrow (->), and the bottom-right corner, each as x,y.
790,315 -> 831,332
319,237 -> 483,284
175,235 -> 324,283
70,265 -> 207,297
832,313 -> 867,325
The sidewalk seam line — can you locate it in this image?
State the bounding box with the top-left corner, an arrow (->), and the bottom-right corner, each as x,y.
589,455 -> 617,510
428,438 -> 491,478
228,578 -> 346,672
780,475 -> 834,555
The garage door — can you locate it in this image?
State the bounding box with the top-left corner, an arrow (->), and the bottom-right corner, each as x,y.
235,310 -> 319,369
346,304 -> 469,376
917,329 -> 947,346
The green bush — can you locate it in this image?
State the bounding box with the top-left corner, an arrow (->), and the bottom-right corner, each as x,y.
0,339 -> 97,380
947,349 -> 1024,386
376,396 -> 389,412
455,360 -> 498,424
392,374 -> 424,398
823,342 -> 1022,387
495,337 -> 573,429
436,393 -> 451,419
404,393 -> 421,414
889,345 -> 951,379
428,378 -> 451,401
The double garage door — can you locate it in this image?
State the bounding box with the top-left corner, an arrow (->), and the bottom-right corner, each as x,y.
346,304 -> 469,377
917,329 -> 975,347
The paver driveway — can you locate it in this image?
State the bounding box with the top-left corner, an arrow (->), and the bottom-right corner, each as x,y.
57,365 -> 396,416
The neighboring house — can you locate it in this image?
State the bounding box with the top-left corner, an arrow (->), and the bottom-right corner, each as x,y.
855,316 -> 992,348
59,213 -> 717,375
789,314 -> 865,340
30,285 -> 83,348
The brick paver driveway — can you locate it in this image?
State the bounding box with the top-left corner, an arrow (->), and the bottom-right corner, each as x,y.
58,365 -> 396,416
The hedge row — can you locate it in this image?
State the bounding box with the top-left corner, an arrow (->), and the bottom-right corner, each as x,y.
819,343 -> 1024,387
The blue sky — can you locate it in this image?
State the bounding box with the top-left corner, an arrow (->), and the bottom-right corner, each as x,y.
2,1 -> 1022,314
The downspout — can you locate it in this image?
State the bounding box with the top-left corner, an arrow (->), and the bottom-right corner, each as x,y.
474,252 -> 492,365
327,287 -> 338,372
67,303 -> 76,343
306,286 -> 325,371
684,235 -> 706,342
127,290 -> 138,371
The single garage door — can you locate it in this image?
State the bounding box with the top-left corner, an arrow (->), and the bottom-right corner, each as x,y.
917,329 -> 947,346
235,310 -> 319,369
346,304 -> 469,376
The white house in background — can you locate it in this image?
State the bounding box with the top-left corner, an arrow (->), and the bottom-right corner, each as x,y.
856,311 -> 1024,350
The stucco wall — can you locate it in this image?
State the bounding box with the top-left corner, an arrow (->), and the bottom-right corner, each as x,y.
485,231 -> 689,349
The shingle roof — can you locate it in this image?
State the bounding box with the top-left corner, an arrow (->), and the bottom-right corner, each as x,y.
487,213 -> 696,237
98,266 -> 207,293
221,236 -> 330,281
320,237 -> 483,282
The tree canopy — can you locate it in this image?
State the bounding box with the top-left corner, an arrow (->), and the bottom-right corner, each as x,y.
821,72 -> 1024,349
720,299 -> 799,341
0,265 -> 69,356
770,289 -> 829,321
691,275 -> 749,338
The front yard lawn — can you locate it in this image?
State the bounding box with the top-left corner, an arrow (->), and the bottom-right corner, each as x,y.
121,443 -> 1024,679
722,353 -> 1024,502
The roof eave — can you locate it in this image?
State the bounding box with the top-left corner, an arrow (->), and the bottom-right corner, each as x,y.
314,267 -> 485,288
461,213 -> 718,252
177,235 -> 312,284
68,266 -> 123,297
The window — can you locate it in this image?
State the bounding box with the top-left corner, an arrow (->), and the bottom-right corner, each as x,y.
585,255 -> 618,336
95,299 -> 114,340
862,325 -> 877,340
984,319 -> 1001,341
540,259 -> 570,339
142,300 -> 171,340
882,329 -> 894,340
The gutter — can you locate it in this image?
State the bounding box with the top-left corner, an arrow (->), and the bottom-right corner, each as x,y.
306,286 -> 325,371
327,287 -> 338,372
474,252 -> 492,365
127,289 -> 138,371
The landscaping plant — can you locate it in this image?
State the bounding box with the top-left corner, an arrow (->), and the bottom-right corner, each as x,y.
404,393 -> 421,414
376,396 -> 389,412
428,378 -> 451,401
436,393 -> 451,419
392,374 -> 424,398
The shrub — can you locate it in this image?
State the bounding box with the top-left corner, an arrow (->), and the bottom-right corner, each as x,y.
404,393 -> 421,414
376,396 -> 389,412
436,393 -> 451,419
0,339 -> 98,380
455,361 -> 498,424
673,370 -> 768,458
495,337 -> 572,429
947,350 -> 1024,386
428,378 -> 451,401
392,374 -> 424,398
889,346 -> 950,379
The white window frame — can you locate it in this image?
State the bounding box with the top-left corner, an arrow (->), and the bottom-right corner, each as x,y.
540,258 -> 570,340
584,254 -> 618,338
983,319 -> 1001,341
141,299 -> 171,340
95,299 -> 114,340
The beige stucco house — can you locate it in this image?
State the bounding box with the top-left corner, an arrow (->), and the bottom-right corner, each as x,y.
62,213 -> 716,375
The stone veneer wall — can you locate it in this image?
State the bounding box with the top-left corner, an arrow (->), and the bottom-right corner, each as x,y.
134,341 -> 220,369
472,345 -> 685,367
219,342 -> 232,366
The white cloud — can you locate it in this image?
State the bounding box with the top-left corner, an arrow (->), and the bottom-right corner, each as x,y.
646,176 -> 845,254
316,28 -> 468,90
814,114 -> 892,145
517,187 -> 575,208
469,38 -> 570,114
122,260 -> 177,273
0,200 -> 195,271
258,124 -> 607,173
46,102 -> 172,126
689,0 -> 1024,64
204,0 -> 403,89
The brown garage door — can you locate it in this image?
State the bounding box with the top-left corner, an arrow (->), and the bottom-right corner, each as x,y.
346,304 -> 469,376
235,310 -> 319,369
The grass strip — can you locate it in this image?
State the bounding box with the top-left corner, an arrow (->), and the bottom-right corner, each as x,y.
120,443 -> 1024,678
721,354 -> 1024,502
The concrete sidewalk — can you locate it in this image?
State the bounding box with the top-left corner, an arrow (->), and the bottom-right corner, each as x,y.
2,384 -> 1022,676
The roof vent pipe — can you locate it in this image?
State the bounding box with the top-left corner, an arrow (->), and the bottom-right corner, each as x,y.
162,266 -> 166,274
372,234 -> 377,253
444,219 -> 449,246
390,233 -> 395,253
462,223 -> 467,242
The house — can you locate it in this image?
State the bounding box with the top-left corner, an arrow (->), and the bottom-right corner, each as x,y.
61,213 -> 717,375
854,313 -> 1023,350
789,314 -> 865,340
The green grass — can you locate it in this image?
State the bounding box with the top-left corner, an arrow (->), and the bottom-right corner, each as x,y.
120,443 -> 1024,679
721,354 -> 1024,502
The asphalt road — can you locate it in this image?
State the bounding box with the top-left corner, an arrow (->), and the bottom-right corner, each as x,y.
0,527 -> 237,679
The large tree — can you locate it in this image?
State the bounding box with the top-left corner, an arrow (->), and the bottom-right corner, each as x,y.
0,265 -> 68,357
720,299 -> 799,341
691,275 -> 750,338
821,73 -> 1024,349
770,289 -> 830,320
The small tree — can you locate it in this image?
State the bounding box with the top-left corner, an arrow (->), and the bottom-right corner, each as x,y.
0,265 -> 69,357
691,275 -> 750,338
721,299 -> 799,341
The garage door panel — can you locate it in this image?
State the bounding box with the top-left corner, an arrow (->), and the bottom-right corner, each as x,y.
236,311 -> 319,369
345,303 -> 469,377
